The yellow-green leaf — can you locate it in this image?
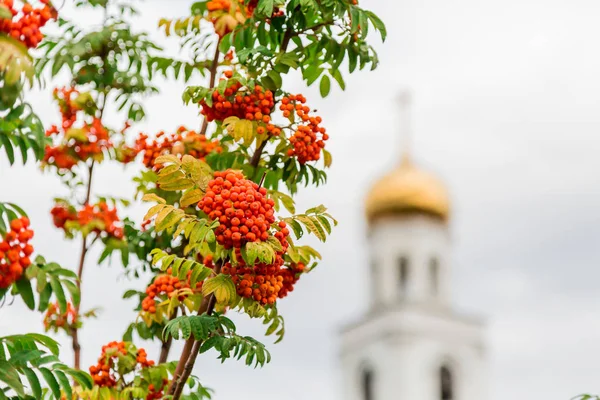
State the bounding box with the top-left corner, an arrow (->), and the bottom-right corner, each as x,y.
155,154 -> 181,165
143,204 -> 165,221
180,188 -> 204,208
202,274 -> 236,305
142,193 -> 166,204
323,149 -> 332,168
296,215 -> 326,242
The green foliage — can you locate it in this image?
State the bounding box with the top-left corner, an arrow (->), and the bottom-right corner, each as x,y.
0,255 -> 80,315
154,154 -> 214,194
201,274 -> 236,306
37,13 -> 160,122
0,101 -> 47,166
150,249 -> 214,289
284,204 -> 337,242
0,334 -> 92,399
143,200 -> 219,255
99,218 -> 173,276
164,314 -> 271,367
0,36 -> 46,166
0,36 -> 34,85
213,0 -> 386,93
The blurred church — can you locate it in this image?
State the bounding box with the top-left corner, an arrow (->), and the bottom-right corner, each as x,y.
338,95 -> 489,400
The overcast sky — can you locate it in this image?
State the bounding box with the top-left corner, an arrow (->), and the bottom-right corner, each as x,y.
2,0 -> 600,399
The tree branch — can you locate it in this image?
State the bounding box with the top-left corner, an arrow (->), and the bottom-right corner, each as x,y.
249,140 -> 267,168
168,264 -> 222,399
200,39 -> 222,135
158,308 -> 178,363
71,160 -> 95,370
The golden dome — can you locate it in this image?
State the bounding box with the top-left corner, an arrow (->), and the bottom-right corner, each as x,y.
365,157 -> 450,223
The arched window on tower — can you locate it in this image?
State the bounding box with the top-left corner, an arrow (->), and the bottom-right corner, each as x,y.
440,365 -> 453,400
397,256 -> 409,296
430,257 -> 439,296
361,367 -> 375,400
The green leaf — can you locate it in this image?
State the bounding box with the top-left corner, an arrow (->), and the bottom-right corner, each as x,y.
0,5 -> 12,19
202,274 -> 236,305
22,367 -> 42,399
261,75 -> 277,91
38,284 -> 52,312
266,70 -> 282,89
54,370 -> 72,400
0,360 -> 25,396
49,277 -> 67,314
39,367 -> 61,399
26,334 -> 59,355
366,11 -> 387,42
142,193 -> 167,204
319,75 -> 331,97
331,69 -> 346,90
0,134 -> 15,165
257,0 -> 274,17
15,277 -> 35,310
180,188 -> 204,208
63,280 -> 80,307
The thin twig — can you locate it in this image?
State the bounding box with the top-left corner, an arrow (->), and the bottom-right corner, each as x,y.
170,263 -> 221,399
258,171 -> 267,189
200,39 -> 222,134
158,308 -> 178,363
71,160 -> 95,370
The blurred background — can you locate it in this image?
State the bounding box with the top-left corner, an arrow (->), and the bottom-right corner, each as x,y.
2,0 -> 600,399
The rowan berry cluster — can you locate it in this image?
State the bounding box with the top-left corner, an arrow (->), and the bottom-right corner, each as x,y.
0,217 -> 33,289
44,87 -> 112,170
279,94 -> 329,164
276,261 -> 305,298
134,126 -> 222,170
49,203 -> 76,230
198,170 -> 276,249
221,222 -> 304,305
89,341 -> 154,387
201,79 -> 280,135
281,94 -> 329,164
43,301 -> 78,332
206,0 -> 257,37
51,201 -> 124,239
146,380 -> 169,400
0,0 -> 54,48
141,265 -> 207,314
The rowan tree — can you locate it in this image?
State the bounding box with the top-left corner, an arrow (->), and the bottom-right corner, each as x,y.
0,0 -> 385,398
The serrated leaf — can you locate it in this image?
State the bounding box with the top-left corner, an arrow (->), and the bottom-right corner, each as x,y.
202,274 -> 236,305
142,193 -> 166,204
180,188 -> 204,208
155,154 -> 181,165
296,215 -> 326,242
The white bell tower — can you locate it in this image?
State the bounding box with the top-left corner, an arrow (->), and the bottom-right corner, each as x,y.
339,93 -> 488,400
